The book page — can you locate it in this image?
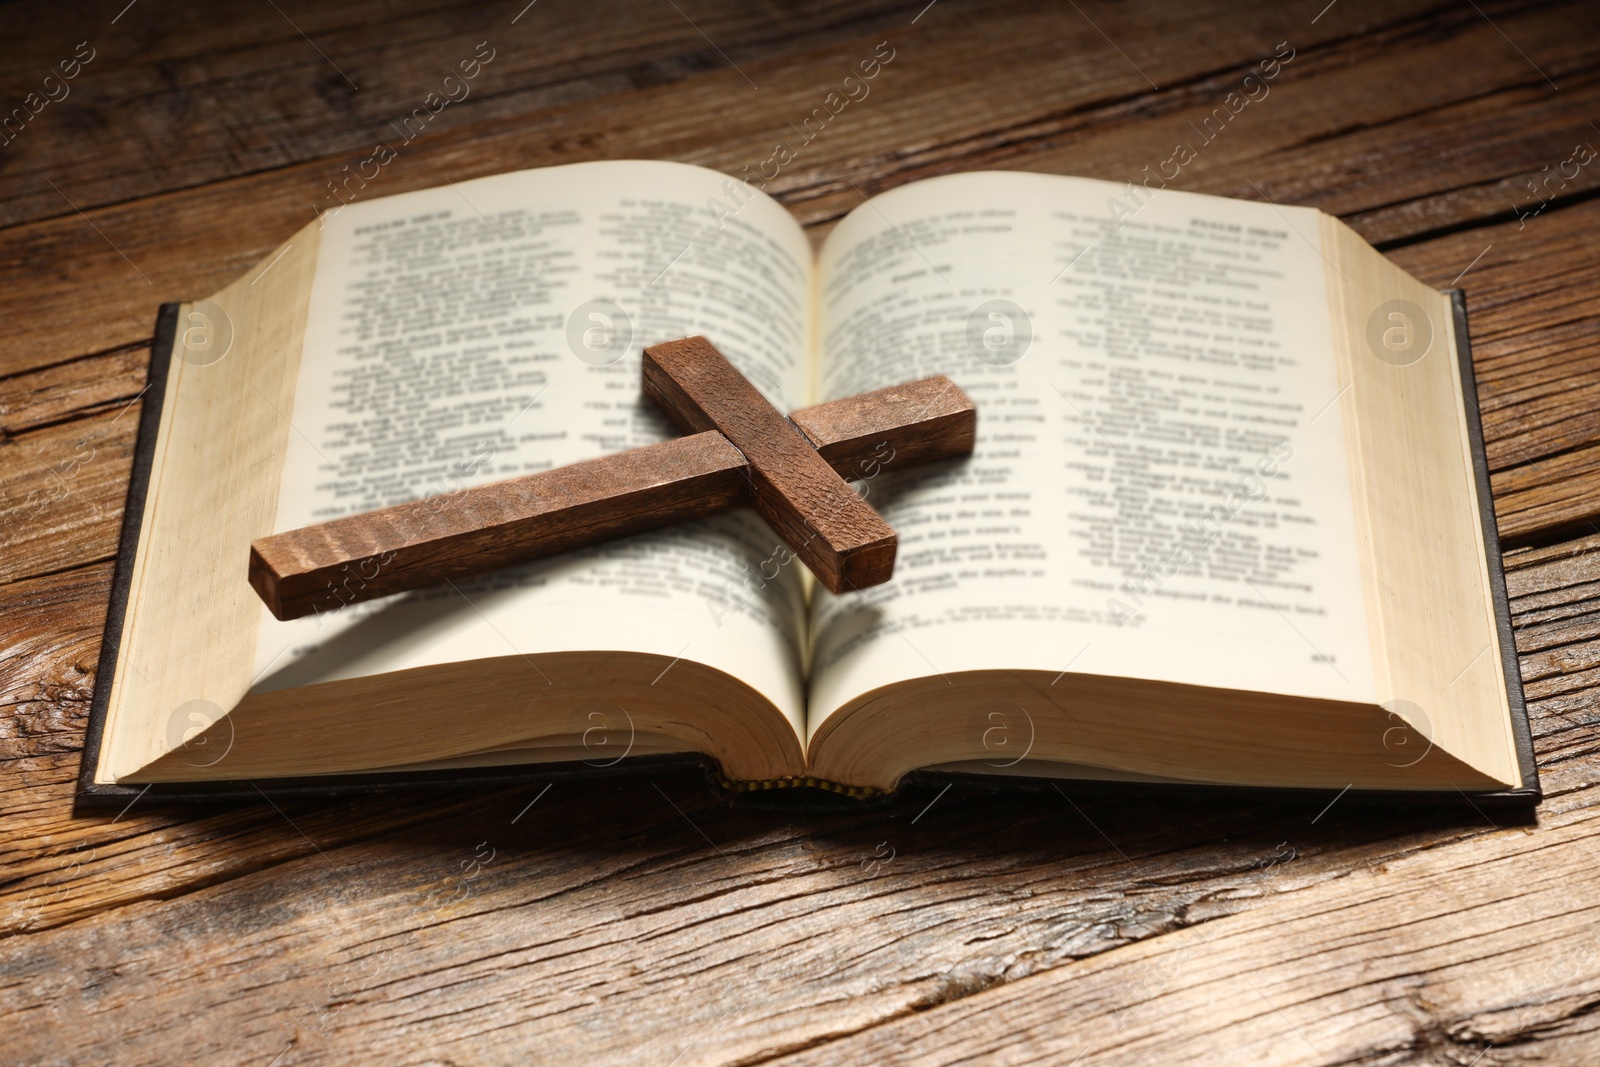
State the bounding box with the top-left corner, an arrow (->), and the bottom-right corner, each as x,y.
254,160 -> 813,735
808,172 -> 1377,733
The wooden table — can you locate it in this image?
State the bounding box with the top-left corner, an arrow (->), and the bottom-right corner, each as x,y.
4,1 -> 1599,1062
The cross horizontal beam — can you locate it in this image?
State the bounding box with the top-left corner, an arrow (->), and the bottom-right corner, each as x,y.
249,373 -> 974,620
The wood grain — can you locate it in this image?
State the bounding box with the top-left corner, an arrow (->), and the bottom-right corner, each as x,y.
250,430 -> 749,620
0,0 -> 918,228
645,337 -> 896,593
0,343 -> 147,436
0,404 -> 139,584
768,793 -> 1600,1066
781,0 -> 1600,246
790,375 -> 975,474
1490,441 -> 1600,544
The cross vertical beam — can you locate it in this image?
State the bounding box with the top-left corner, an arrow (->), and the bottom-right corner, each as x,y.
644,337 -> 897,593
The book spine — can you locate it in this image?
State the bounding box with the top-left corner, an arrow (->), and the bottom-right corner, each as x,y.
1446,288 -> 1540,799
76,303 -> 182,804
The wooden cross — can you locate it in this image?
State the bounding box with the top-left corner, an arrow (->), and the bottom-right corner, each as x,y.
249,336 -> 976,621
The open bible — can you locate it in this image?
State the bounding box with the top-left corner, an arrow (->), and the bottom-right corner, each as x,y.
78,161 -> 1537,804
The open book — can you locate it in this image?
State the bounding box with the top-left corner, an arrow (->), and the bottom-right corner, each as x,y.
79,161 -> 1537,804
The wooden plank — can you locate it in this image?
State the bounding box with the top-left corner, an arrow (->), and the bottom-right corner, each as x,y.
4,770 -> 1590,1066
0,405 -> 138,584
0,344 -> 147,436
790,375 -> 975,473
7,0 -> 1596,385
1,771 -> 1594,1064
766,793 -> 1600,1066
0,0 -> 1430,229
645,337 -> 896,592
1505,532 -> 1600,767
1491,442 -> 1600,544
786,0 -> 1600,243
0,565 -> 107,770
250,431 -> 750,620
0,0 -> 918,229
